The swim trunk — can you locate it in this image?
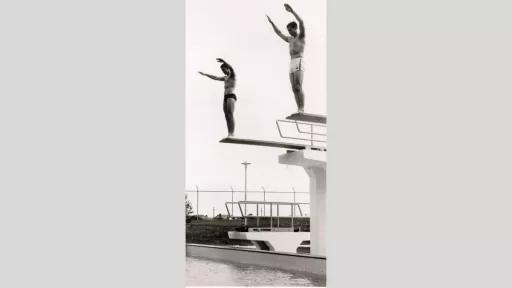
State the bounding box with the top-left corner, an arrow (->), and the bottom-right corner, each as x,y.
289,57 -> 304,73
224,93 -> 237,101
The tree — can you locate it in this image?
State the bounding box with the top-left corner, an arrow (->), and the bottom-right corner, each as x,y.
185,194 -> 193,216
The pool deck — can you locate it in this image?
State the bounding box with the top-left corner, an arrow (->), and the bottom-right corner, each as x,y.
186,243 -> 326,276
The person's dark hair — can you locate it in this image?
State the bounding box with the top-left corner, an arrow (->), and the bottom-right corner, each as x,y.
287,21 -> 297,30
220,63 -> 235,78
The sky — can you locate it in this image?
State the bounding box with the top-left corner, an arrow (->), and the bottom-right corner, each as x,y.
186,0 -> 326,216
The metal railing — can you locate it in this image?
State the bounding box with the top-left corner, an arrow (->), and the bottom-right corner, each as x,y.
275,119 -> 327,147
225,200 -> 309,229
185,187 -> 309,220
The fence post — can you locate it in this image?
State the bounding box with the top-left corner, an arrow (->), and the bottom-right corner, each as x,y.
270,203 -> 273,229
291,203 -> 294,229
277,204 -> 280,228
256,203 -> 259,226
292,187 -> 296,229
195,186 -> 199,221
261,186 -> 266,216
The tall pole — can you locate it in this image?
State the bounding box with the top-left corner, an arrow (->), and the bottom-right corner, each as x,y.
241,161 -> 251,226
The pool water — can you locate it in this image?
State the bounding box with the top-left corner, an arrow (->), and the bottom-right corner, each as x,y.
186,256 -> 326,287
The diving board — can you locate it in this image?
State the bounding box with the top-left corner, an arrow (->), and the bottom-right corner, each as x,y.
220,137 -> 326,151
286,113 -> 327,124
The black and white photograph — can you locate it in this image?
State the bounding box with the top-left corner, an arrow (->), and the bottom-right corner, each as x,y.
186,0 -> 326,286
4,0 -> 512,287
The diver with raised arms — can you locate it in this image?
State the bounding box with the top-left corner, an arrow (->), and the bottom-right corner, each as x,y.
199,58 -> 237,137
267,3 -> 306,113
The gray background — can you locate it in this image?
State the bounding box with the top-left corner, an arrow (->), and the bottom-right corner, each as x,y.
329,0 -> 512,287
1,0 -> 511,288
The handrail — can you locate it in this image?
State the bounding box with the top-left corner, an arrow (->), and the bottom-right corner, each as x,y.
238,200 -> 309,205
185,189 -> 308,194
275,120 -> 327,145
274,119 -> 327,136
224,201 -> 308,218
224,202 -> 231,218
294,121 -> 327,136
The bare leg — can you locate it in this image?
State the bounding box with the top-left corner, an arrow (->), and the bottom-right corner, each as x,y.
223,98 -> 236,136
289,71 -> 304,113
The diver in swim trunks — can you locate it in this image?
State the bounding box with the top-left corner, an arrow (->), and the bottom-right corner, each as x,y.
267,3 -> 306,113
199,58 -> 237,137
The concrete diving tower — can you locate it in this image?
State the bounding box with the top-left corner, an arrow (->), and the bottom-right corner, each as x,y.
220,112 -> 327,256
279,149 -> 325,256
279,113 -> 327,256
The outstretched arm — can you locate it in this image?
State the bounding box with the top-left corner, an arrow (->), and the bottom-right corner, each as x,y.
266,15 -> 289,42
216,58 -> 235,74
198,71 -> 225,81
284,4 -> 305,38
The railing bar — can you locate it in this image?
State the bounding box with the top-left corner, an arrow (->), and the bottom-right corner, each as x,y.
185,190 -> 309,193
294,121 -> 328,136
277,119 -> 327,128
277,204 -> 280,228
225,203 -> 231,218
277,135 -> 327,143
238,202 -> 244,217
275,120 -> 285,138
270,203 -> 273,229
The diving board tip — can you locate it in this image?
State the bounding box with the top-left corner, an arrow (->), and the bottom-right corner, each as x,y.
286,113 -> 327,124
220,137 -> 326,152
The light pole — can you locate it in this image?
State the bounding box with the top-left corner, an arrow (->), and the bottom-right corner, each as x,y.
241,161 -> 251,225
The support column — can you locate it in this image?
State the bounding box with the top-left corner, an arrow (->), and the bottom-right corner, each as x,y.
279,150 -> 326,256
304,166 -> 326,256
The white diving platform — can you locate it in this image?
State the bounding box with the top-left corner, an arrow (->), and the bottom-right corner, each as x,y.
220,137 -> 326,152
286,113 -> 327,124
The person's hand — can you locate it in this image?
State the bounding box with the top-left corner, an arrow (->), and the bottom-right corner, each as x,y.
216,58 -> 225,63
284,3 -> 293,12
